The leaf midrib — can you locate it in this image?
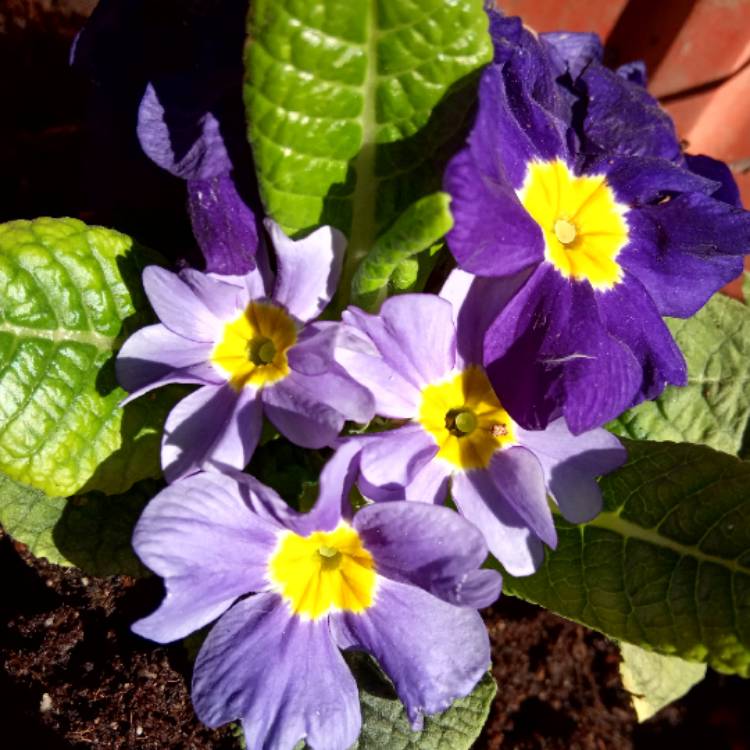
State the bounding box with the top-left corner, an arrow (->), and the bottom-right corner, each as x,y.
0,320 -> 118,350
590,510 -> 750,576
337,0 -> 378,307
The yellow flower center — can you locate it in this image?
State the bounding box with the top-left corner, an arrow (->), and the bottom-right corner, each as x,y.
517,159 -> 629,290
268,523 -> 377,620
417,366 -> 516,470
211,301 -> 297,389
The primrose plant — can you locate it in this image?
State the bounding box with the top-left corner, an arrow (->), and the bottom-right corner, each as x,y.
1,2 -> 750,748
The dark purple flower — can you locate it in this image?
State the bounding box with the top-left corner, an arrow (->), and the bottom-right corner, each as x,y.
132,445 -> 500,746
73,0 -> 260,274
444,14 -> 750,433
116,221 -> 373,481
334,275 -> 625,575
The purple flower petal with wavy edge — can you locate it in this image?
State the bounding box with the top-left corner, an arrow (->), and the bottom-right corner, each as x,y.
267,221 -> 346,323
116,324 -> 221,400
596,272 -> 687,401
486,447 -> 556,548
623,193 -> 750,317
333,323 -> 422,417
487,12 -> 569,121
290,361 -> 374,427
402,459 -> 452,505
142,265 -> 221,342
193,594 -> 361,750
593,155 -> 717,205
359,426 -> 438,492
343,295 -> 456,389
286,322 -> 341,376
440,268 -> 532,367
541,31 -> 603,78
187,174 -> 260,276
443,149 -> 544,278
261,376 -> 345,450
332,578 -> 490,730
517,420 -> 625,523
487,13 -> 525,65
451,470 -> 545,576
178,267 -> 247,320
137,82 -> 232,181
131,472 -> 281,643
578,61 -> 682,162
685,154 -> 742,207
353,502 -> 502,608
162,383 -> 262,482
484,265 -> 643,433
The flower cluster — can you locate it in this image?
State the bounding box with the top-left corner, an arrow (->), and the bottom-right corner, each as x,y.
112,8 -> 750,750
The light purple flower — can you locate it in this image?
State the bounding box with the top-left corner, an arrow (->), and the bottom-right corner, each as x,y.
132,444 -> 500,748
334,272 -> 626,575
116,221 -> 374,481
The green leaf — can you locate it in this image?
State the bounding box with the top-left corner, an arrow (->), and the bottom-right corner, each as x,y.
609,293 -> 750,457
0,217 -> 177,496
0,470 -> 155,577
742,272 -> 750,305
502,440 -> 750,677
351,192 -> 453,309
244,0 -> 491,305
619,642 -> 706,722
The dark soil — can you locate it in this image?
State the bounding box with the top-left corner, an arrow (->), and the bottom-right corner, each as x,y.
2,527 -> 749,750
2,3 -> 750,749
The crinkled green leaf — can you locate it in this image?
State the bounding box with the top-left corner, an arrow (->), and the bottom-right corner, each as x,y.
742,272 -> 750,305
351,192 -> 453,308
299,654 -> 494,750
609,293 -> 750,457
502,440 -> 750,677
244,0 -> 491,306
0,217 -> 177,496
619,642 -> 706,722
0,470 -> 156,577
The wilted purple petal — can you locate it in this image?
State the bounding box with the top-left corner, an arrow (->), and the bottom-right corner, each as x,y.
188,174 -> 261,275
137,82 -> 231,180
